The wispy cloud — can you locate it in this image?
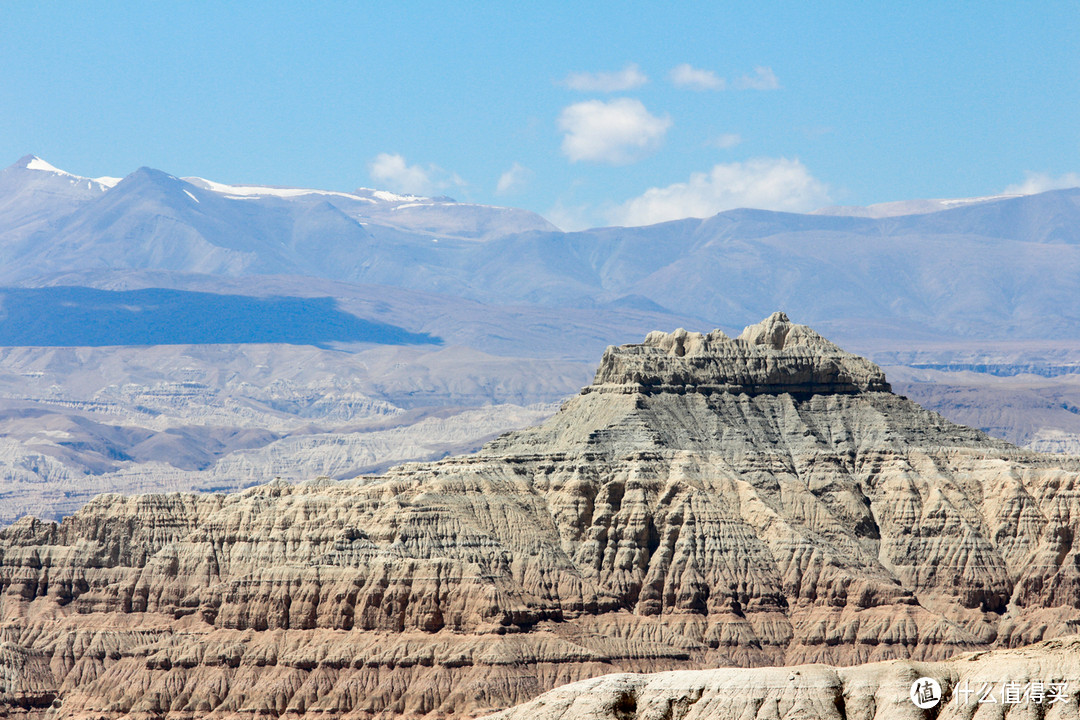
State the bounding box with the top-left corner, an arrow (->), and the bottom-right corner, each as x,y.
369,153 -> 463,196
609,157 -> 829,226
1003,171 -> 1080,195
669,63 -> 725,90
668,64 -> 780,91
495,162 -> 533,195
561,64 -> 648,92
734,66 -> 780,90
558,98 -> 672,165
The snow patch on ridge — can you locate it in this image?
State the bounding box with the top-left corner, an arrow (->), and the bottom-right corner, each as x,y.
356,188 -> 426,203
19,155 -> 118,191
185,177 -> 432,205
25,156 -> 63,173
814,194 -> 1025,218
184,176 -> 375,202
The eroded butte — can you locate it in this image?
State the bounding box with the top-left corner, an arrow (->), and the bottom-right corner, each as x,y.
1,313 -> 1078,718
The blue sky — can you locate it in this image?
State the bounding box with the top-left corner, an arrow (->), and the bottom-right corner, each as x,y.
2,2 -> 1077,228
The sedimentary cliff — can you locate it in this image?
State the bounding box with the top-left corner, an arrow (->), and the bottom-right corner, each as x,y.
484,636 -> 1080,720
1,313 -> 1078,718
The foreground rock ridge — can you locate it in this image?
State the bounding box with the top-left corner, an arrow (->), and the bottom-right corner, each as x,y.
1,312 -> 1079,719
484,636 -> 1080,720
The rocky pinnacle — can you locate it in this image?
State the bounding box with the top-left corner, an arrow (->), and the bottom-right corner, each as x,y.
590,311 -> 891,395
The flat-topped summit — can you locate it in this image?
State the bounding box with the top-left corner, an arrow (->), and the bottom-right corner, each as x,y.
2,316 -> 1079,719
590,311 -> 891,396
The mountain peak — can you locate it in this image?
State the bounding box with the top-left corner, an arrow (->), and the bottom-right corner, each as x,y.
590,313 -> 891,396
14,154 -> 64,173
111,166 -> 188,190
736,310 -> 792,348
5,155 -> 121,190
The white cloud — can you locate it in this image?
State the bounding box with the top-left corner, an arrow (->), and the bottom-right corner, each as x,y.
609,158 -> 830,226
1003,171 -> 1080,195
562,64 -> 648,92
669,63 -> 726,90
368,153 -> 463,196
708,133 -> 743,149
495,162 -> 532,195
544,199 -> 595,232
558,98 -> 672,165
734,66 -> 780,90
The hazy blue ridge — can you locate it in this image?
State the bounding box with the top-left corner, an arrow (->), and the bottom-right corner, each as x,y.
3,155 -> 1080,343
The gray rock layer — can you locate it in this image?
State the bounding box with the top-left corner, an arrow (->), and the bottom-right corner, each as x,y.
1,314 -> 1079,719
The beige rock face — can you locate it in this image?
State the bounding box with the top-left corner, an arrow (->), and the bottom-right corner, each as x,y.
484,636 -> 1080,720
1,313 -> 1079,718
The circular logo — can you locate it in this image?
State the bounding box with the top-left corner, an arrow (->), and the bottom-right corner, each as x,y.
910,677 -> 942,709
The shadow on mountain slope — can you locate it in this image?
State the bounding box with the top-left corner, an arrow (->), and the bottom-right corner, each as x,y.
0,286 -> 440,347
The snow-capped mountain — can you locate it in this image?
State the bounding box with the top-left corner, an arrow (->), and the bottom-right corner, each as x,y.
0,155 -> 115,240
8,154 -> 120,191
0,154 -> 556,266
19,165 -> 384,278
0,157 -> 559,282
184,175 -> 559,240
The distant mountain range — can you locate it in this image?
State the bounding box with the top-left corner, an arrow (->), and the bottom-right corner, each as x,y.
3,154 -> 1079,347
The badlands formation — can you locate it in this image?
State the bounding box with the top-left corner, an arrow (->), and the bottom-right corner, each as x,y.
486,636 -> 1080,720
1,313 -> 1079,718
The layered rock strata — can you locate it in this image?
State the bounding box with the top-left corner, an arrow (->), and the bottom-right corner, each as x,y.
1,312 -> 1079,719
591,316 -> 890,396
484,636 -> 1080,720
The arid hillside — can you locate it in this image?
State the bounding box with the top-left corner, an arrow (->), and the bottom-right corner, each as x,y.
1,313 -> 1078,718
